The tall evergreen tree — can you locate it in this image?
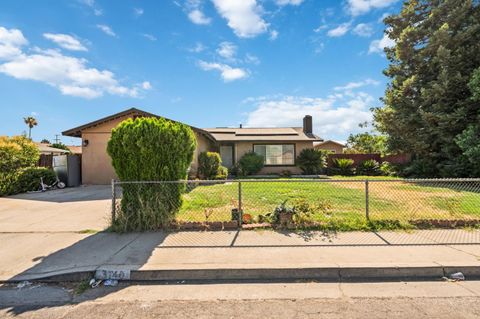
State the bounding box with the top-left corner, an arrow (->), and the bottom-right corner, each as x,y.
373,0 -> 480,177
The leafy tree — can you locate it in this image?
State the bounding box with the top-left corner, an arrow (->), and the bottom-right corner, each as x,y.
453,67 -> 480,176
23,116 -> 37,139
345,132 -> 388,155
40,139 -> 50,144
107,117 -> 196,231
50,142 -> 71,153
296,148 -> 327,175
373,0 -> 480,177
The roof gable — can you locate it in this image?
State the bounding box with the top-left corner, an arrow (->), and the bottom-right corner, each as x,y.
62,108 -> 215,142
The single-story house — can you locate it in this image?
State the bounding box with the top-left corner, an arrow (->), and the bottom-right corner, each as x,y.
35,142 -> 70,155
314,140 -> 345,154
62,108 -> 322,184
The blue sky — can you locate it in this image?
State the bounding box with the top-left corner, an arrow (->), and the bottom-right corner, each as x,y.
0,0 -> 399,145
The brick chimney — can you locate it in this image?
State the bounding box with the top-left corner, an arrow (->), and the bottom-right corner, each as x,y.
303,115 -> 312,134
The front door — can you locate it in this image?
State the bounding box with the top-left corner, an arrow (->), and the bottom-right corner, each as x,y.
219,145 -> 234,168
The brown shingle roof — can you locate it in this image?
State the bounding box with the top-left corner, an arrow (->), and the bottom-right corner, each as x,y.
62,108 -> 215,142
204,126 -> 322,142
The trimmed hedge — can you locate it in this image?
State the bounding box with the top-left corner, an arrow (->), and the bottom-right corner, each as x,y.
107,117 -> 196,231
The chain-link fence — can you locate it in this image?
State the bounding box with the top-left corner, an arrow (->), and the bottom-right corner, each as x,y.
111,178 -> 480,230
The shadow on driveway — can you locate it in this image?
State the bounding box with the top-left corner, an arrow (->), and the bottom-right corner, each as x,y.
6,185 -> 111,203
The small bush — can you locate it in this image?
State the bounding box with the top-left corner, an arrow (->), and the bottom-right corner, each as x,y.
239,152 -> 264,176
357,159 -> 381,176
403,158 -> 437,178
330,158 -> 355,176
296,148 -> 327,175
216,166 -> 229,180
198,152 -> 221,179
379,161 -> 398,176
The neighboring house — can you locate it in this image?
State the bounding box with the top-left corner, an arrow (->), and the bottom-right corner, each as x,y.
35,142 -> 69,155
62,108 -> 322,184
314,140 -> 345,154
67,145 -> 82,154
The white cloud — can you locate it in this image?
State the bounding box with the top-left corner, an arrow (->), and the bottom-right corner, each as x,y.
188,9 -> 212,25
378,12 -> 390,23
142,33 -> 157,41
217,41 -> 237,59
244,93 -> 375,139
347,0 -> 398,16
0,27 -> 28,60
275,0 -> 304,5
245,53 -> 260,65
43,33 -> 87,51
368,32 -> 395,54
0,26 -> 148,99
352,23 -> 374,37
188,42 -> 207,53
134,7 -> 144,17
141,81 -> 152,90
96,24 -> 116,37
80,0 -> 102,16
269,30 -> 279,40
212,0 -> 268,38
327,23 -> 350,37
198,60 -> 248,82
334,78 -> 380,91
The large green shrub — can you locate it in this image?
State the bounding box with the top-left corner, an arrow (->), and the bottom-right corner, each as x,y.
0,167 -> 56,196
296,148 -> 327,175
107,117 -> 196,231
0,136 -> 41,196
198,152 -> 221,179
357,159 -> 381,176
15,168 -> 57,193
330,158 -> 355,176
0,135 -> 39,173
239,152 -> 264,176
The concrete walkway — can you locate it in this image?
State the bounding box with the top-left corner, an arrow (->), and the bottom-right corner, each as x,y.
1,229 -> 480,282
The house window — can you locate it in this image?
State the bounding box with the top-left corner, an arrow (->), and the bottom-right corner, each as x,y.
253,144 -> 295,165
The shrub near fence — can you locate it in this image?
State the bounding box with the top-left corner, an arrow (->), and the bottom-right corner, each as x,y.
112,178 -> 480,231
327,153 -> 411,167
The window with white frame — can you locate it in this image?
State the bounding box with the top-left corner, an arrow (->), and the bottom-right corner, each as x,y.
253,144 -> 295,165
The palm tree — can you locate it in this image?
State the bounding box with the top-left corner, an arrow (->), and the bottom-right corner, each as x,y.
23,116 -> 38,139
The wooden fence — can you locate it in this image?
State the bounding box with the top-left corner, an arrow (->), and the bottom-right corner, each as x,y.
38,154 -> 53,168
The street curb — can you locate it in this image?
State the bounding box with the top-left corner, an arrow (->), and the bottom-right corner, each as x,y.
9,265 -> 480,283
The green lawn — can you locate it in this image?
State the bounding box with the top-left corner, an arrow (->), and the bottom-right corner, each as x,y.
176,178 -> 480,227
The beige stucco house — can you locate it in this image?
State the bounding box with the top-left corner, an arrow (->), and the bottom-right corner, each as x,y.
63,108 -> 322,184
314,140 -> 345,154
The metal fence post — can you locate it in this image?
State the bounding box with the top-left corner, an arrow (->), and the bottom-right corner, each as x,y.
238,181 -> 243,226
111,179 -> 116,224
365,179 -> 370,221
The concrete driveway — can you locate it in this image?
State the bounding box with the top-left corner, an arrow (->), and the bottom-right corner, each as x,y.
0,186 -> 110,232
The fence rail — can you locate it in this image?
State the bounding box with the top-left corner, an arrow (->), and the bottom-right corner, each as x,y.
111,178 -> 480,230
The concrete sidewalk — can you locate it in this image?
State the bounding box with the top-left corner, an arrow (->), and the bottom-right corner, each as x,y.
1,229 -> 480,282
